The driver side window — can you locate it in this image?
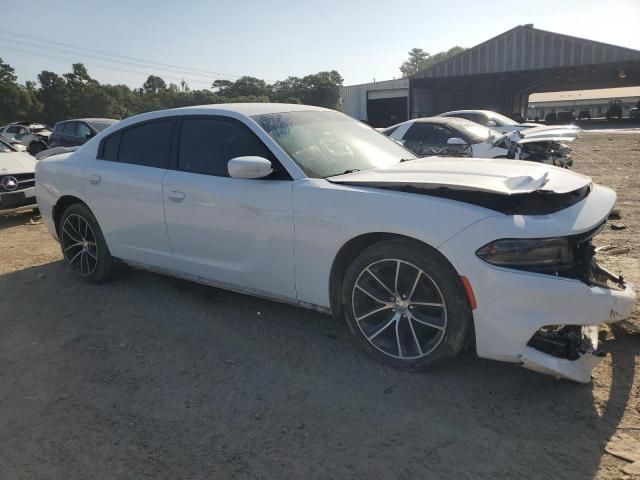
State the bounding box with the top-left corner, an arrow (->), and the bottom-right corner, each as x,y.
177,118 -> 286,178
77,122 -> 92,138
403,123 -> 452,156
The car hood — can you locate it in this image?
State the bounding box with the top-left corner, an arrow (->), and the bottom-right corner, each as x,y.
519,125 -> 580,136
327,157 -> 591,195
0,151 -> 37,174
500,125 -> 581,145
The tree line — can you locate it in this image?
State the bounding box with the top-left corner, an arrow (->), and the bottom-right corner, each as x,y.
0,46 -> 463,127
0,57 -> 344,126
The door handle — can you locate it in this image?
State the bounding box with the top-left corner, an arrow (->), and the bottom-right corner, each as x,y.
88,174 -> 101,185
168,190 -> 185,202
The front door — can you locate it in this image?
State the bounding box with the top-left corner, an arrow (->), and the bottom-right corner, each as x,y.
162,116 -> 296,300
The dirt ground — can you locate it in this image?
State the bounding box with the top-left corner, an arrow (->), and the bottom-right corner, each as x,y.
1,133 -> 639,480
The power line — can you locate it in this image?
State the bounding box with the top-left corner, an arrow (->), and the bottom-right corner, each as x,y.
0,43 -> 215,86
0,36 -> 222,83
0,29 -> 246,80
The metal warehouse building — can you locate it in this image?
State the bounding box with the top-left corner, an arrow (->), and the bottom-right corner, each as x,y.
341,24 -> 640,127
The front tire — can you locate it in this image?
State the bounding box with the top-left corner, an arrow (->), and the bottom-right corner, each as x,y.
58,203 -> 117,283
341,240 -> 472,370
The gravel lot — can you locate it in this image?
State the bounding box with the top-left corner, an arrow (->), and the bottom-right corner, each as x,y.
1,132 -> 638,479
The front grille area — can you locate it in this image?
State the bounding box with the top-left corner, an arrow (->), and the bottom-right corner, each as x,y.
0,194 -> 37,211
0,173 -> 35,192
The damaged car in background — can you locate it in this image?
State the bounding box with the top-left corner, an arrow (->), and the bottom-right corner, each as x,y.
382,117 -> 579,168
36,104 -> 635,383
0,122 -> 51,155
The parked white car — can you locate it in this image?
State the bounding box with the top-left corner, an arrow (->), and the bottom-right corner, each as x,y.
0,137 -> 38,215
383,117 -> 578,167
35,104 -> 635,382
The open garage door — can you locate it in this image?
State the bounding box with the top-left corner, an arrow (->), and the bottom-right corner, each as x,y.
367,89 -> 408,127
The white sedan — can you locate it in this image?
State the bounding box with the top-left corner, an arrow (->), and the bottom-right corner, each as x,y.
383,117 -> 578,167
0,137 -> 38,215
35,104 -> 635,382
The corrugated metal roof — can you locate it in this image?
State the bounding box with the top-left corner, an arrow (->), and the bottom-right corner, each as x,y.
412,25 -> 640,79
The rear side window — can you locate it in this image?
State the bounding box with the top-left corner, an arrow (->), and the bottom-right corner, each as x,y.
117,120 -> 173,168
178,118 -> 274,177
100,132 -> 121,161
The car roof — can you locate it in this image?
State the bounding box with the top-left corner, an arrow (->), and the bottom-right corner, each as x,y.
412,116 -> 477,126
102,103 -> 333,132
58,118 -> 118,123
439,110 -> 493,115
174,103 -> 330,116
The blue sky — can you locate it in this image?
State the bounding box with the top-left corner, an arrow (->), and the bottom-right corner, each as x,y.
2,0 -> 639,89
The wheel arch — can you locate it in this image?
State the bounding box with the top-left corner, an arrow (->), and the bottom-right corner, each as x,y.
329,232 -> 465,317
53,195 -> 92,234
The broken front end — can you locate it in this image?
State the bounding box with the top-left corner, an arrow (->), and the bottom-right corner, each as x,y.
516,141 -> 573,168
473,218 -> 634,383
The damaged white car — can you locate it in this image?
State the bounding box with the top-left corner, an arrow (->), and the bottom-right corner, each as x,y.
36,104 -> 635,383
383,117 -> 579,168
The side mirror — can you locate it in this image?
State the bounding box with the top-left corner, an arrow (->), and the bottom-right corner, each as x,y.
227,156 -> 273,179
447,137 -> 468,146
486,120 -> 497,127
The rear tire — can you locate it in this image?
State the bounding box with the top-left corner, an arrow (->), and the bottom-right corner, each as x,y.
341,239 -> 472,370
58,203 -> 118,283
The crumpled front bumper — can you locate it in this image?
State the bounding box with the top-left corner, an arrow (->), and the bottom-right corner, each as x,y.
521,281 -> 635,383
469,264 -> 636,383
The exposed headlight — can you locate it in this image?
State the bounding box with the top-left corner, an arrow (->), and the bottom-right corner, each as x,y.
476,237 -> 572,268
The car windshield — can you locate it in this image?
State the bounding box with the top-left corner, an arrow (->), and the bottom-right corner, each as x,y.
252,111 -> 415,178
90,120 -> 118,132
489,112 -> 519,126
453,121 -> 502,143
0,140 -> 13,153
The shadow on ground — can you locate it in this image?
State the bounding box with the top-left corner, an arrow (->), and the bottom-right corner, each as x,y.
0,262 -> 636,479
0,210 -> 40,231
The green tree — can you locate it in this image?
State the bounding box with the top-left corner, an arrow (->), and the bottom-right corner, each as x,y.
299,70 -> 343,108
220,76 -> 269,98
0,57 -> 345,126
142,75 -> 167,95
211,79 -> 233,95
399,46 -> 465,77
37,70 -> 69,125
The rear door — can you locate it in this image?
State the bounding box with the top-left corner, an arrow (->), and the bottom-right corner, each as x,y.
162,116 -> 296,299
83,118 -> 176,270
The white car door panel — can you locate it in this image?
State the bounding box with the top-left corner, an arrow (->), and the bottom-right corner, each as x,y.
162,115 -> 296,299
83,119 -> 175,270
84,161 -> 174,269
162,172 -> 295,298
